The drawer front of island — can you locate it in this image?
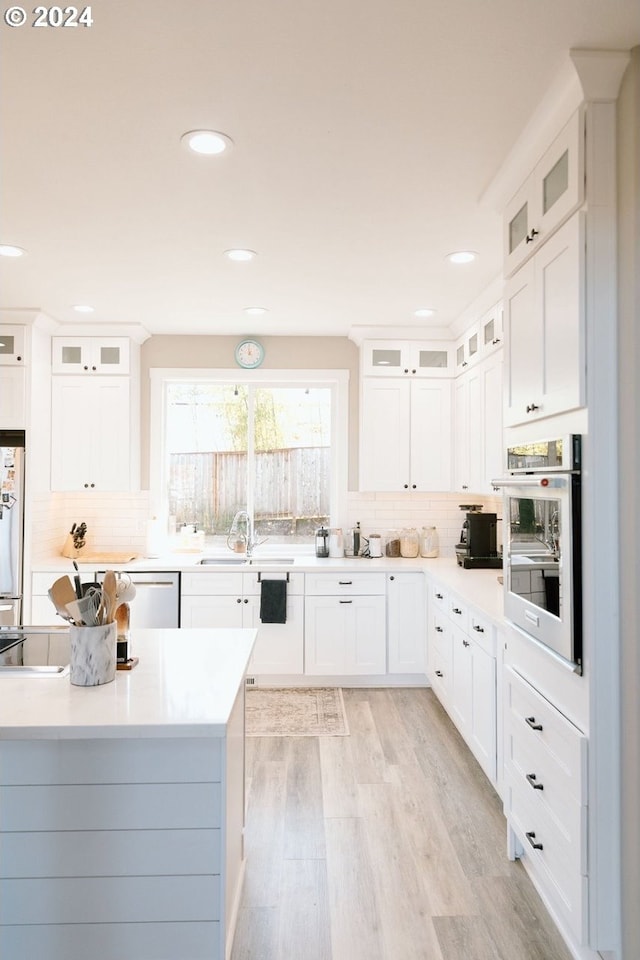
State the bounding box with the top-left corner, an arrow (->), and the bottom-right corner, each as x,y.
0,736 -> 227,960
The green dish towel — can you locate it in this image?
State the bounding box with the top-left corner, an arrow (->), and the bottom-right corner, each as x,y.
259,579 -> 287,623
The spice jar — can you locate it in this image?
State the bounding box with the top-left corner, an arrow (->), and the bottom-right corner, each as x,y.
385,529 -> 401,557
400,527 -> 420,558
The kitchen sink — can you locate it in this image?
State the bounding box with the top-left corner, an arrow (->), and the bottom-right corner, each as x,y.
198,557 -> 247,565
0,664 -> 69,677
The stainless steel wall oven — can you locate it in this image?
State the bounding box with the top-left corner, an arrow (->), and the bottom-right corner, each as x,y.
493,435 -> 582,672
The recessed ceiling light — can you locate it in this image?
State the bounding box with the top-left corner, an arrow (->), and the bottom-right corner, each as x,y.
73,304 -> 94,313
447,251 -> 477,264
225,249 -> 256,262
181,130 -> 233,155
0,244 -> 26,257
244,306 -> 269,316
414,308 -> 436,318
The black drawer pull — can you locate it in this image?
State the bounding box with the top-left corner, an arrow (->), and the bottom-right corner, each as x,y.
473,624 -> 484,633
526,773 -> 544,791
338,581 -> 353,586
525,716 -> 543,731
435,593 -> 444,599
435,670 -> 443,678
339,599 -> 353,604
435,626 -> 443,633
462,640 -> 470,648
525,831 -> 543,851
452,607 -> 462,615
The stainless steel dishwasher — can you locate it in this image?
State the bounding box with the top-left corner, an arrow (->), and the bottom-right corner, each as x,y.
96,571 -> 180,628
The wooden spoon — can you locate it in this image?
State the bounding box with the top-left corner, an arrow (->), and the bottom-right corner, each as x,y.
100,570 -> 117,624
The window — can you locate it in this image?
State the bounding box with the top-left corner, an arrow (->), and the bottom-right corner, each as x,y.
150,369 -> 348,546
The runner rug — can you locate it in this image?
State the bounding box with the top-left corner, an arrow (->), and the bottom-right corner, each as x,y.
245,686 -> 350,737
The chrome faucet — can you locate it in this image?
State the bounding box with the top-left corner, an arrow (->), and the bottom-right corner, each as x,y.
229,510 -> 263,559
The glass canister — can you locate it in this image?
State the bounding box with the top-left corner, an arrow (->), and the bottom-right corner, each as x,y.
385,529 -> 401,557
420,526 -> 440,558
399,527 -> 420,558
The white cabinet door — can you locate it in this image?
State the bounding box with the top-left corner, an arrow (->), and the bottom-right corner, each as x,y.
386,573 -> 426,674
451,625 -> 473,732
180,594 -> 245,628
504,108 -> 584,277
0,367 -> 26,429
51,377 -> 131,491
304,595 -> 386,676
245,595 -> 304,675
453,368 -> 482,494
0,325 -> 27,365
470,641 -> 497,781
505,213 -> 584,427
359,378 -> 411,491
361,340 -> 452,378
409,379 -> 452,491
481,353 -> 503,488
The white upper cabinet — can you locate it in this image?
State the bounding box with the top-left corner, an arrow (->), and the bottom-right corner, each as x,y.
454,324 -> 480,374
504,212 -> 584,427
361,339 -> 453,378
504,108 -> 584,278
0,325 -> 27,365
360,377 -> 452,492
52,336 -> 130,375
479,302 -> 504,357
453,351 -> 503,494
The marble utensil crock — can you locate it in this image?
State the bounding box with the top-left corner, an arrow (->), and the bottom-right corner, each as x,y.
70,622 -> 117,686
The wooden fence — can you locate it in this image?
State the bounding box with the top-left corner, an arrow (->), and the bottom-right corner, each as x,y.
169,447 -> 330,534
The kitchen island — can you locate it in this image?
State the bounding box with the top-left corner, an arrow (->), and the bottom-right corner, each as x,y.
0,627 -> 257,960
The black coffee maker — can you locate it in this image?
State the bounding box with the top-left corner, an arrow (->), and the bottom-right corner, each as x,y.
455,505 -> 502,569
315,526 -> 329,558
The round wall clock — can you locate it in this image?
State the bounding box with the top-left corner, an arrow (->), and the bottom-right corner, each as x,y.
234,338 -> 265,369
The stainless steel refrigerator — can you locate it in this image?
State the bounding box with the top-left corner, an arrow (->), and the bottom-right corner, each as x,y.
0,430 -> 25,626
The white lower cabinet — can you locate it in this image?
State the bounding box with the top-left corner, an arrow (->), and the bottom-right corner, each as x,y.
304,572 -> 386,676
503,666 -> 588,944
386,572 -> 426,674
427,578 -> 498,785
181,571 -> 304,675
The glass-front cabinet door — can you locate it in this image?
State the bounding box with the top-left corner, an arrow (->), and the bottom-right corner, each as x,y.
504,107 -> 584,277
0,325 -> 26,365
52,336 -> 130,374
361,340 -> 453,378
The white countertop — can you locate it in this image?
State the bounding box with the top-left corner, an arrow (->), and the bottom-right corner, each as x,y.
0,628 -> 257,740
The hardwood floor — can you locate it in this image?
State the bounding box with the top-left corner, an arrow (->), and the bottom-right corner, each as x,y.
231,688 -> 573,960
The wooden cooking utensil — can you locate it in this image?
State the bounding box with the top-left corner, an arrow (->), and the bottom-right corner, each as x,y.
99,570 -> 117,624
48,576 -> 78,620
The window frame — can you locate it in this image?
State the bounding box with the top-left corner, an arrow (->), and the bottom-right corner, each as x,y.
149,368 -> 349,537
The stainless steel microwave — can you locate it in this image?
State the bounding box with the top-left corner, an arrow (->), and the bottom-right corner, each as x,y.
493,435 -> 582,672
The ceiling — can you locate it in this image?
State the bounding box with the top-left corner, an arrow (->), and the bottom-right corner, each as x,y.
1,0 -> 638,338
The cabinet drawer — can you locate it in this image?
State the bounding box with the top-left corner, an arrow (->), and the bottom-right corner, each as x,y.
506,772 -> 588,941
448,592 -> 469,632
505,667 -> 587,804
242,570 -> 304,596
181,571 -> 244,595
429,581 -> 449,611
506,719 -> 583,838
468,608 -> 496,657
304,571 -> 386,595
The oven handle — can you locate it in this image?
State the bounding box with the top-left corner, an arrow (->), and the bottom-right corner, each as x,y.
491,476 -> 568,489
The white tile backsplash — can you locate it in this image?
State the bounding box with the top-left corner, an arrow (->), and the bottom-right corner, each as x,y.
30,491 -> 150,561
345,491 -> 502,558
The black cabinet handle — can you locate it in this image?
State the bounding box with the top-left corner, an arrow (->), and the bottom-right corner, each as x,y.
389,575 -> 395,581
473,624 -> 484,633
435,593 -> 443,599
83,365 -> 89,370
338,581 -> 353,586
526,773 -> 544,791
525,831 -> 543,850
525,228 -> 539,244
526,403 -> 540,413
435,626 -> 443,633
243,598 -> 249,603
412,484 -> 417,489
462,639 -> 470,648
525,716 -> 543,731
236,598 -> 242,603
435,670 -> 443,678
339,599 -> 353,604
452,607 -> 462,615
403,368 -> 409,374
411,368 -> 416,374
